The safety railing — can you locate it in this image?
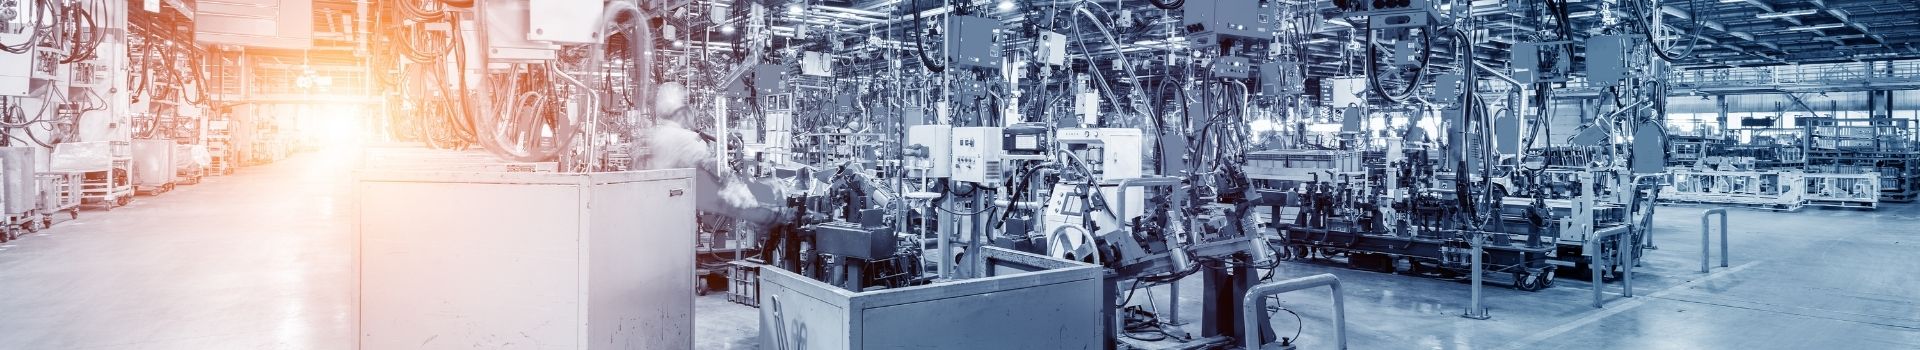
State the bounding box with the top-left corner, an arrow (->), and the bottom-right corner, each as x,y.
1243,274 -> 1347,350
1588,226 -> 1636,308
1668,61 -> 1920,87
1701,208 -> 1730,273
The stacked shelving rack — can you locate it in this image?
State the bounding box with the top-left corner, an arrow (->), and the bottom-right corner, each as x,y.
1802,117 -> 1919,202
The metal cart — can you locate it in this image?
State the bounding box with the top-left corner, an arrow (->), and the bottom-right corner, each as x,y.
36,172 -> 81,227
52,141 -> 135,210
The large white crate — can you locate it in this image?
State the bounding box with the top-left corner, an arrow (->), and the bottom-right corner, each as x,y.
357,167 -> 696,349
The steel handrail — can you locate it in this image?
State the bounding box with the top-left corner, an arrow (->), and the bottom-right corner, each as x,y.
1242,274 -> 1346,350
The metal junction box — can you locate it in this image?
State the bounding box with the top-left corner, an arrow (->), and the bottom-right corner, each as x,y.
1586,35 -> 1633,87
758,247 -> 1102,350
1184,0 -> 1274,45
951,127 -> 1004,184
948,16 -> 1005,69
813,222 -> 897,260
906,125 -> 953,178
357,163 -> 696,350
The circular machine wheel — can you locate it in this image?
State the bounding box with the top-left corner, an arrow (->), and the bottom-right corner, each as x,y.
1539,268 -> 1557,289
1289,244 -> 1312,260
1513,271 -> 1541,291
117,196 -> 132,206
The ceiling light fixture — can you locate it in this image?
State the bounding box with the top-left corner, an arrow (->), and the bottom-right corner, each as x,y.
1787,23 -> 1843,31
1756,9 -> 1817,19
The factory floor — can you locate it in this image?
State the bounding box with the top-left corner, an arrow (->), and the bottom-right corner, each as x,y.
0,150 -> 355,349
696,201 -> 1920,349
0,149 -> 1912,349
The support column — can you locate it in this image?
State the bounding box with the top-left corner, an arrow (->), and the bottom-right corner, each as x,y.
1716,95 -> 1729,133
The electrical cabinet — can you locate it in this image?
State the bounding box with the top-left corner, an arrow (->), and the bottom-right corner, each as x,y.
527,0 -> 603,43
0,0 -> 31,97
906,125 -> 952,178
951,127 -> 1003,184
1586,35 -> 1632,87
949,16 -> 1004,69
359,166 -> 696,350
1183,0 -> 1274,51
1335,0 -> 1438,29
1512,41 -> 1571,83
1056,128 -> 1142,181
1183,0 -> 1273,42
1258,61 -> 1303,95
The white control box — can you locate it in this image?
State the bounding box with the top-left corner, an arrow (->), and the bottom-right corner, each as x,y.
1037,31 -> 1067,66
951,127 -> 1004,185
1056,128 -> 1143,181
906,125 -> 952,178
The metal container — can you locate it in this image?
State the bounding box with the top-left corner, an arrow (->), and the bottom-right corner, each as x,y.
758,247 -> 1103,350
357,167 -> 697,349
0,147 -> 36,216
130,140 -> 176,187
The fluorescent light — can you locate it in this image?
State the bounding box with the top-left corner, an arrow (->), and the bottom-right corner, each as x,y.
1787,23 -> 1843,31
1568,11 -> 1597,18
1756,9 -> 1817,18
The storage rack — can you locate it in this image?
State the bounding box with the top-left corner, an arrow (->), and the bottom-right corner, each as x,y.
1802,117 -> 1919,202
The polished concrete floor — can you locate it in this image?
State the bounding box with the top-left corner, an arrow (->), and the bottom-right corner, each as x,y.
0,150 -> 356,349
0,149 -> 1914,349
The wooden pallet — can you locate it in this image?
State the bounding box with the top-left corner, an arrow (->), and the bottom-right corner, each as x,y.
1805,198 -> 1877,209
1657,198 -> 1804,212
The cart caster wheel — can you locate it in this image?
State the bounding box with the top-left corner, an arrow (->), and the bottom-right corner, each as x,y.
1513,271 -> 1541,291
69,209 -> 77,220
1538,269 -> 1557,289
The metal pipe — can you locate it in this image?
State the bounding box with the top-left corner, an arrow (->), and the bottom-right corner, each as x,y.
1462,232 -> 1489,319
1619,228 -> 1633,298
551,71 -> 599,170
1242,274 -> 1346,350
1588,225 -> 1633,308
1472,61 -> 1523,88
1701,208 -> 1728,273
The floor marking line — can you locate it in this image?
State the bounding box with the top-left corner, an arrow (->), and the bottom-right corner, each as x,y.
1494,261 -> 1763,350
1644,295 -> 1920,330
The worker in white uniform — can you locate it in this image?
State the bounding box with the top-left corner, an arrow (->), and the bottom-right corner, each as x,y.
638,82 -> 790,226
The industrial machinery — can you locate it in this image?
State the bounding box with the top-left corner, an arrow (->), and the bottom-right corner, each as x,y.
337,0 -> 1893,348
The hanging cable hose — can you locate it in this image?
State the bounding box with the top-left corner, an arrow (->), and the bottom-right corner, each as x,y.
128,42 -> 157,103
181,53 -> 210,105
1146,0 -> 1183,10
0,0 -> 52,54
443,1 -> 614,162
60,0 -> 107,63
1640,0 -> 1702,61
1365,28 -> 1432,105
911,0 -> 945,73
396,0 -> 446,21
